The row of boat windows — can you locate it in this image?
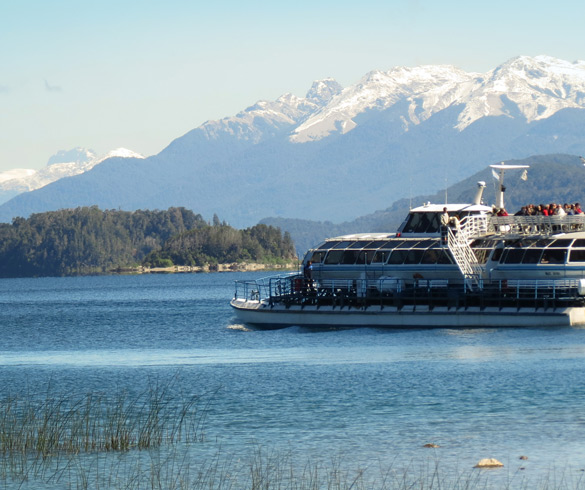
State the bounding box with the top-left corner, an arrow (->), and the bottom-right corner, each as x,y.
310,242 -> 585,266
316,237 -> 584,254
310,247 -> 454,266
495,248 -> 585,264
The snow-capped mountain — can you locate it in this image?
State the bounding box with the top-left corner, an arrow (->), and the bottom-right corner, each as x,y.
0,55 -> 584,228
291,55 -> 585,142
0,148 -> 144,205
198,78 -> 342,143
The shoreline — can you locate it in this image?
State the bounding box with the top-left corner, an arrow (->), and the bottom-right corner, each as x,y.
128,262 -> 298,274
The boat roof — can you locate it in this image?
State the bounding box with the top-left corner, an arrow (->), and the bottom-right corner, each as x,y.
409,203 -> 492,213
320,233 -> 395,242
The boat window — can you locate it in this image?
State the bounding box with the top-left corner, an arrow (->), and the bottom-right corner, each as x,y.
369,240 -> 391,248
540,249 -> 567,264
436,249 -> 454,264
384,240 -> 406,249
521,249 -> 544,264
415,239 -> 436,249
310,251 -> 326,263
569,249 -> 585,262
332,241 -> 353,249
503,248 -> 525,264
405,241 -> 421,249
356,250 -> 375,264
535,238 -> 554,247
549,239 -> 573,248
492,248 -> 504,262
421,248 -> 441,264
324,250 -> 344,264
472,249 -> 491,264
371,250 -> 391,263
573,239 -> 585,247
347,241 -> 370,249
388,250 -> 408,264
318,241 -> 338,250
340,250 -> 360,264
401,212 -> 441,233
404,250 -> 425,264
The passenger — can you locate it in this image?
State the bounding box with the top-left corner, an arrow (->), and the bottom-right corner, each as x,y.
554,203 -> 566,216
303,260 -> 313,289
440,207 -> 450,227
515,206 -> 528,216
575,203 -> 583,214
450,214 -> 461,233
497,208 -> 509,216
440,207 -> 449,243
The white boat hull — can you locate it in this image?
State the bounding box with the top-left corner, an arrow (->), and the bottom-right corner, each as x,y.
231,298 -> 585,328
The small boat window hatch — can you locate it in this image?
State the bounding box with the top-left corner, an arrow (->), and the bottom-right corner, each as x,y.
549,239 -> 574,248
332,241 -> 354,249
318,241 -> 338,250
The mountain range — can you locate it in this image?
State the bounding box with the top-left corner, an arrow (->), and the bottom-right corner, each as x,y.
0,148 -> 144,205
1,55 -> 584,228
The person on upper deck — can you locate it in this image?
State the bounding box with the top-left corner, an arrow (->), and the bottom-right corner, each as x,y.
497,208 -> 509,217
575,203 -> 583,214
440,207 -> 449,227
554,203 -> 566,216
515,206 -> 529,216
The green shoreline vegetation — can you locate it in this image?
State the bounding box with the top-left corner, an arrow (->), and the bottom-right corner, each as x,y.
0,207 -> 297,278
1,381 -> 583,489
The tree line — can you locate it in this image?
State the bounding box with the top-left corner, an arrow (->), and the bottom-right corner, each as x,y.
0,207 -> 296,277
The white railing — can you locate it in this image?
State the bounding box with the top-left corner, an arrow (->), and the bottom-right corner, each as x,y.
488,215 -> 585,236
445,226 -> 483,290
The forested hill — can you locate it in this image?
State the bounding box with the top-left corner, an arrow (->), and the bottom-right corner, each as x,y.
0,207 -> 296,278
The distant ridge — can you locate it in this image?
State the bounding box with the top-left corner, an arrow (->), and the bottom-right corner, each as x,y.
261,154 -> 585,253
0,147 -> 144,205
1,56 -> 585,226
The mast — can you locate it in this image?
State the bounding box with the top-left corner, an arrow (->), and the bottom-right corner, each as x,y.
489,162 -> 529,210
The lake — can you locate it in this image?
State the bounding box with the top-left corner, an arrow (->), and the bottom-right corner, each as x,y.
1,272 -> 585,489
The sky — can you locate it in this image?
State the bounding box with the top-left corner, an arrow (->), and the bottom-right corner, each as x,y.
1,0 -> 584,173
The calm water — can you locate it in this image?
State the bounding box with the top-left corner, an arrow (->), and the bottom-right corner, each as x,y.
2,272 -> 585,488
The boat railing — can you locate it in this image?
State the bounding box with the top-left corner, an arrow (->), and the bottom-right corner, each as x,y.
459,215 -> 489,239
233,272 -> 301,302
234,274 -> 585,305
488,215 -> 585,236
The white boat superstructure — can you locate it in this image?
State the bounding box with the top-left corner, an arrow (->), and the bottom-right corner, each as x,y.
231,163 -> 585,328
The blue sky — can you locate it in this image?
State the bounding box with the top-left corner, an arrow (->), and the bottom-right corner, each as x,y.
1,0 -> 584,172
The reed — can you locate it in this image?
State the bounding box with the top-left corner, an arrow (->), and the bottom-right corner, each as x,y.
0,382 -> 205,458
2,384 -> 585,489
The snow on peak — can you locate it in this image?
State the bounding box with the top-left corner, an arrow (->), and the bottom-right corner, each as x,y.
0,147 -> 144,197
97,148 -> 145,163
455,54 -> 585,129
306,78 -> 343,106
290,55 -> 585,142
291,64 -> 473,142
0,168 -> 36,184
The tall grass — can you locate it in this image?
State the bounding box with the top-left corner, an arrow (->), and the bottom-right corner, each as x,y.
1,383 -> 585,489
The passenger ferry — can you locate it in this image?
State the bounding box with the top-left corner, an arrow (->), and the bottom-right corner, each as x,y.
231,163 -> 585,328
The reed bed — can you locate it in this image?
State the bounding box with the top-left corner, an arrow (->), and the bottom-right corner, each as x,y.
1,383 -> 585,489
0,385 -> 205,457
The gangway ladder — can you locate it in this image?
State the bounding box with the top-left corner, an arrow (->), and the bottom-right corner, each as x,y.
444,226 -> 483,291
